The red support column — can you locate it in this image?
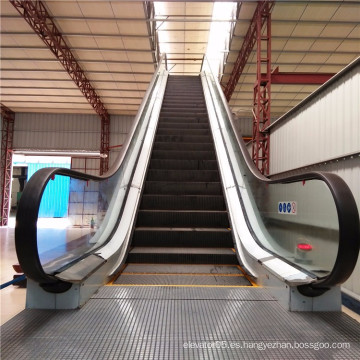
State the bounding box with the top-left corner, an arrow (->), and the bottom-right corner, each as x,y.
1,104 -> 15,226
252,1 -> 274,175
224,1 -> 274,102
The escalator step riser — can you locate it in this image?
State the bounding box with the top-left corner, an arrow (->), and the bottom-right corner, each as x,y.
149,159 -> 218,171
153,142 -> 214,151
151,150 -> 215,160
162,100 -> 205,106
127,253 -> 237,265
140,194 -> 225,210
155,135 -> 212,143
144,181 -> 222,196
158,117 -> 209,124
136,211 -> 229,227
157,122 -> 210,130
160,112 -> 208,118
160,107 -> 207,114
146,170 -> 220,182
132,229 -> 233,247
156,129 -> 211,137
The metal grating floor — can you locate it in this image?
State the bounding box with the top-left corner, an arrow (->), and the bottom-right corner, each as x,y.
2,286 -> 360,359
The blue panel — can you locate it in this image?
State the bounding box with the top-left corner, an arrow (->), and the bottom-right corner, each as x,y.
27,163 -> 71,218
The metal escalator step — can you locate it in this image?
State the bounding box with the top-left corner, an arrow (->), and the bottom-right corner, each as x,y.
157,122 -> 209,130
161,100 -> 206,107
143,181 -> 222,195
158,118 -> 208,124
136,210 -> 230,227
156,128 -> 211,137
160,111 -> 208,118
140,194 -> 225,210
146,169 -> 220,182
153,142 -> 214,151
127,247 -> 237,265
154,134 -> 212,143
151,149 -> 215,160
132,227 -> 232,247
149,159 -> 218,170
160,107 -> 207,114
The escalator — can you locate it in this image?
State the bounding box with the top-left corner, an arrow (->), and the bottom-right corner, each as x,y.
114,75 -> 251,287
14,55 -> 359,310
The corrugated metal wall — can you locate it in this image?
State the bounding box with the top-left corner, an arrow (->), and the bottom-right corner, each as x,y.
269,61 -> 360,301
13,113 -> 101,151
109,115 -> 134,168
13,112 -> 135,172
269,62 -> 359,174
232,116 -> 252,137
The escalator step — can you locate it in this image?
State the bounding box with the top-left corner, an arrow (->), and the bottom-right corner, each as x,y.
157,122 -> 209,130
154,134 -> 212,143
140,194 -> 225,210
158,117 -> 208,124
149,159 -> 218,170
151,150 -> 215,160
153,142 -> 214,151
132,227 -> 232,247
156,128 -> 211,136
144,181 -> 222,195
146,169 -> 220,182
127,247 -> 237,265
136,210 -> 230,227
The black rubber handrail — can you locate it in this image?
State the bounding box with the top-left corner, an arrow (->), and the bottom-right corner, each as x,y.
202,62 -> 360,296
15,167 -> 103,292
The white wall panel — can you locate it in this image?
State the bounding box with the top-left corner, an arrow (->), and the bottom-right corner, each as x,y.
269,61 -> 359,174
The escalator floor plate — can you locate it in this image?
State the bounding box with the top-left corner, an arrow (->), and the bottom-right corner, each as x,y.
2,287 -> 360,359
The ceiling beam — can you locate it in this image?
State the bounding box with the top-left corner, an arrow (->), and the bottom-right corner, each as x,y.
1,57 -> 155,65
1,31 -> 152,39
10,0 -> 111,173
2,14 -> 359,25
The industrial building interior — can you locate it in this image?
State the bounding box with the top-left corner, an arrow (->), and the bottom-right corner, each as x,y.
1,0 -> 360,358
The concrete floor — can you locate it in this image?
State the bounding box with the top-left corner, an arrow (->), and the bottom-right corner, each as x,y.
1,216 -> 359,326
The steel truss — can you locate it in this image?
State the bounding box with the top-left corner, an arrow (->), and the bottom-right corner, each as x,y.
1,104 -> 15,226
253,1 -> 274,175
10,0 -> 110,174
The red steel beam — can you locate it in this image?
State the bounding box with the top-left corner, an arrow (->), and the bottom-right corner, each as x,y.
10,0 -> 110,174
224,1 -> 274,102
264,69 -> 335,84
1,104 -> 15,226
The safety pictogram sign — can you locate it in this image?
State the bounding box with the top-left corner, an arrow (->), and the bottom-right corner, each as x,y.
278,201 -> 297,215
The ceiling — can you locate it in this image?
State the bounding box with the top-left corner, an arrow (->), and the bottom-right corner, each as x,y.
1,1 -> 359,119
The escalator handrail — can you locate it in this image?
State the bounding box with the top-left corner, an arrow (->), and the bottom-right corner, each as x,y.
15,55 -> 167,289
202,56 -> 360,295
